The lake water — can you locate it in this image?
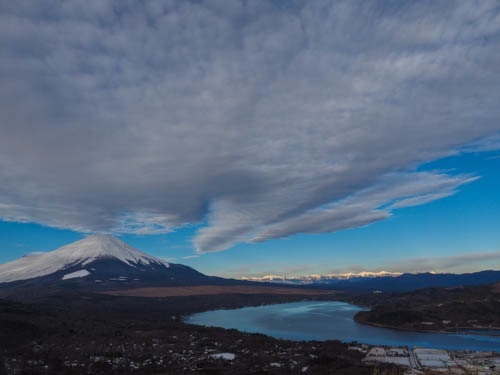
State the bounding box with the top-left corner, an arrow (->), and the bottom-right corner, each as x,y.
186,301 -> 500,351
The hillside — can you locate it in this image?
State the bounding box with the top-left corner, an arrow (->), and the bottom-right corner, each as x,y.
354,283 -> 500,332
0,235 -> 240,300
0,292 -> 374,374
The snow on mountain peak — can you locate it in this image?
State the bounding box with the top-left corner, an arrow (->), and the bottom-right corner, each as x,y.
53,234 -> 168,267
0,234 -> 169,283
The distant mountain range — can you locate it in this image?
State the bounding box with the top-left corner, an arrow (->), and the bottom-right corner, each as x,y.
334,270 -> 500,292
241,271 -> 402,284
0,235 -> 498,296
243,270 -> 500,293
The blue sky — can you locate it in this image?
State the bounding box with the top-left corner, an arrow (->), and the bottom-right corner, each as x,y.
1,149 -> 498,277
0,1 -> 499,278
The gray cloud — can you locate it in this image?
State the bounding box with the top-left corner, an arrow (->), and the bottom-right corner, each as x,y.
0,1 -> 499,252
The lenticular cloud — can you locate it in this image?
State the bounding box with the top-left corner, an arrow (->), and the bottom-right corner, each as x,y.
0,1 -> 499,252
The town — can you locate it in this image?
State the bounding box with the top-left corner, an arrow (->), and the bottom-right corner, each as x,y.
360,345 -> 499,374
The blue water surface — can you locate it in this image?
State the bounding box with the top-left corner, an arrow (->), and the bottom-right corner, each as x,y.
186,301 -> 500,351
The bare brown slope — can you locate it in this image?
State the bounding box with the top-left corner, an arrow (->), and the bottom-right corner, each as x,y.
101,285 -> 338,297
492,282 -> 500,293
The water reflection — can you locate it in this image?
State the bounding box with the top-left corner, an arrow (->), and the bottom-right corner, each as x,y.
186,301 -> 500,351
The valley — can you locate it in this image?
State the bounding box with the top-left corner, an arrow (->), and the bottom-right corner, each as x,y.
0,292 -> 375,375
1,3 -> 499,374
0,235 -> 498,374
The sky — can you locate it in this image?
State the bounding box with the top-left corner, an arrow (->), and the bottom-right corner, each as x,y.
0,0 -> 499,278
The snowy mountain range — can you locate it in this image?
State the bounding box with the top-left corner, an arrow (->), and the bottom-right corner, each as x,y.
0,235 -> 215,288
240,271 -> 402,285
241,270 -> 500,292
1,235 -> 498,294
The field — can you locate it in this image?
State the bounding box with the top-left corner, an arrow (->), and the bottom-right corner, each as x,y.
101,284 -> 339,297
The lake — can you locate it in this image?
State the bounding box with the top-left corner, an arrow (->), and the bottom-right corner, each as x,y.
186,301 -> 500,351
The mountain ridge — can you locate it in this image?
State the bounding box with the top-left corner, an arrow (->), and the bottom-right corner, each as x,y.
1,235 -> 498,296
0,234 -> 170,283
242,270 -> 500,292
0,235 -> 232,296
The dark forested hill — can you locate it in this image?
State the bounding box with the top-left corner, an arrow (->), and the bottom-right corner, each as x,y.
354,282 -> 500,332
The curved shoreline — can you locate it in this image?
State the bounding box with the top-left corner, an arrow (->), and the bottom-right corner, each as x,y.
186,298 -> 500,341
181,295 -> 343,321
185,299 -> 500,353
354,314 -> 500,336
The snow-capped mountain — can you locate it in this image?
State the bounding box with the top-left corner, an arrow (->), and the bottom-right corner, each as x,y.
240,270 -> 500,292
240,271 -> 402,285
0,235 -> 213,287
0,235 -> 169,283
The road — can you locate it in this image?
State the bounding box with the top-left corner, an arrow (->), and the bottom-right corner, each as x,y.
408,348 -> 421,370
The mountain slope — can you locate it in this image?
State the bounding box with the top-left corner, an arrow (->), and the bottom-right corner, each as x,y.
354,282 -> 500,331
0,235 -> 221,290
0,235 -> 170,283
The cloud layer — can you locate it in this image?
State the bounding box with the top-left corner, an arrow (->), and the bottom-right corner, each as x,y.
1,1 -> 499,252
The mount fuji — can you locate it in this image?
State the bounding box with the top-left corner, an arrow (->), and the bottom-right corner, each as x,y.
0,235 -> 219,289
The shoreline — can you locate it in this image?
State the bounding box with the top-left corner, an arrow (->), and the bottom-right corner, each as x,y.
183,296 -> 500,337
181,294 -> 344,321
353,314 -> 500,336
